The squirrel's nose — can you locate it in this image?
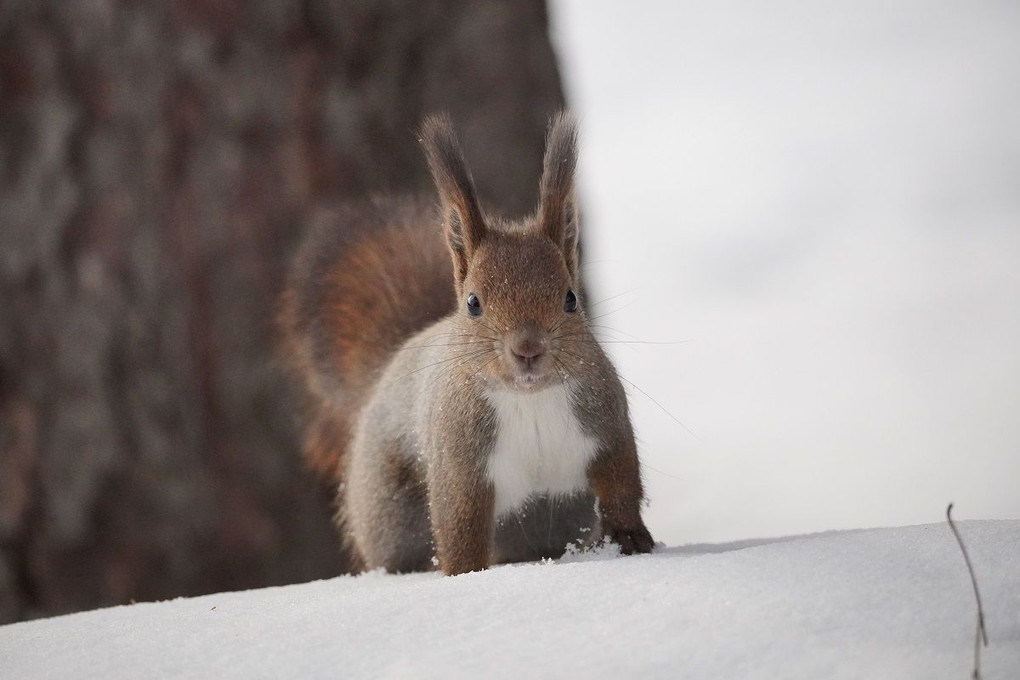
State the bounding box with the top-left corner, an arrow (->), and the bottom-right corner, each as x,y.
511,337 -> 546,367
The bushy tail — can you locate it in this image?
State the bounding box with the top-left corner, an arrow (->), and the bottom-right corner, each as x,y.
279,196 -> 455,480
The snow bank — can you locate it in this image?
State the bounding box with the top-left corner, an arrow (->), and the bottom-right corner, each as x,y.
2,521 -> 1017,679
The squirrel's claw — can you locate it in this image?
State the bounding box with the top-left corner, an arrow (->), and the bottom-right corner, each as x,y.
608,524 -> 655,555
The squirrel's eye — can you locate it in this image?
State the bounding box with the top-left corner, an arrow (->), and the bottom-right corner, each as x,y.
564,289 -> 578,313
466,293 -> 482,317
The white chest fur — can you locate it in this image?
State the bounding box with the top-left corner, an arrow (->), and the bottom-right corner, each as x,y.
484,383 -> 599,516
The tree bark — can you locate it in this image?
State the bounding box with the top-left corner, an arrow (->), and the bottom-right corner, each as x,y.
0,0 -> 565,623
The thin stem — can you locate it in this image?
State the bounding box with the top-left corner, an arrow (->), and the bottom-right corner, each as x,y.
946,503 -> 988,680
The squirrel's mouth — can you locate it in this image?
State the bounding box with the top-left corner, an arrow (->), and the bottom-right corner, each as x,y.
499,327 -> 559,390
516,373 -> 542,386
508,367 -> 556,391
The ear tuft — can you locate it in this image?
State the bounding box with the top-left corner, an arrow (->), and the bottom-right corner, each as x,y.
538,112 -> 580,279
420,113 -> 486,288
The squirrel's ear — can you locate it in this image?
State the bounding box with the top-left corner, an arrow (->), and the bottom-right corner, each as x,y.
420,114 -> 486,288
538,112 -> 580,281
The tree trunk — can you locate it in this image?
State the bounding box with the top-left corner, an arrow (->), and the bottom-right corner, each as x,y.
0,0 -> 565,623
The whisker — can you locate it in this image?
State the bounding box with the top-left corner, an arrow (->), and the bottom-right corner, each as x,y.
554,348 -> 589,375
560,338 -> 695,347
397,330 -> 497,346
640,461 -> 687,481
587,324 -> 647,341
397,340 -> 494,350
584,288 -> 637,310
579,259 -> 619,269
586,301 -> 637,322
617,374 -> 700,441
473,354 -> 500,381
553,326 -> 694,346
556,347 -> 698,441
477,318 -> 504,338
419,348 -> 498,399
387,348 -> 494,386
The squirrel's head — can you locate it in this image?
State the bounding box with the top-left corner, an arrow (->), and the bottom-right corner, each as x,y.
421,113 -> 586,391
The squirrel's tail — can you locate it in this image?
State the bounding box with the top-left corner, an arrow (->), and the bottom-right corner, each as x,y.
279,196 -> 455,481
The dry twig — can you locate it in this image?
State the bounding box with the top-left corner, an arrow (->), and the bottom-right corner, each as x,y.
946,503 -> 988,680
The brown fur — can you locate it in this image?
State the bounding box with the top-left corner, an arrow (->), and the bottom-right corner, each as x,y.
279,198 -> 454,479
281,113 -> 653,574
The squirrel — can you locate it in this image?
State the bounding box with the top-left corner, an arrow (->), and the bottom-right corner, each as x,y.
279,113 -> 654,575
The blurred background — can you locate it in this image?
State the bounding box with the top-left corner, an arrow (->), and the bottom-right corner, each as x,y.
551,0 -> 1020,545
1,0 -> 1017,624
0,0 -> 564,623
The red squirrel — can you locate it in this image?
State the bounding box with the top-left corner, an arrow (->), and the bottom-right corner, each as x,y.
280,113 -> 653,575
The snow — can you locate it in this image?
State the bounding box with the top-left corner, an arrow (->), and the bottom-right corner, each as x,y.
548,1 -> 1020,545
2,521 -> 1018,678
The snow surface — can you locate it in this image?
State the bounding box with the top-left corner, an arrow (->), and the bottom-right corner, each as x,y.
2,521 -> 1018,679
549,1 -> 1020,545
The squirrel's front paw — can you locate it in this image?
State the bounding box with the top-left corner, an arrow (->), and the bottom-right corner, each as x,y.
606,523 -> 654,555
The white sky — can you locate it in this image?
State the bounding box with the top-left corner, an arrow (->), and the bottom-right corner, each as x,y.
550,0 -> 1020,544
